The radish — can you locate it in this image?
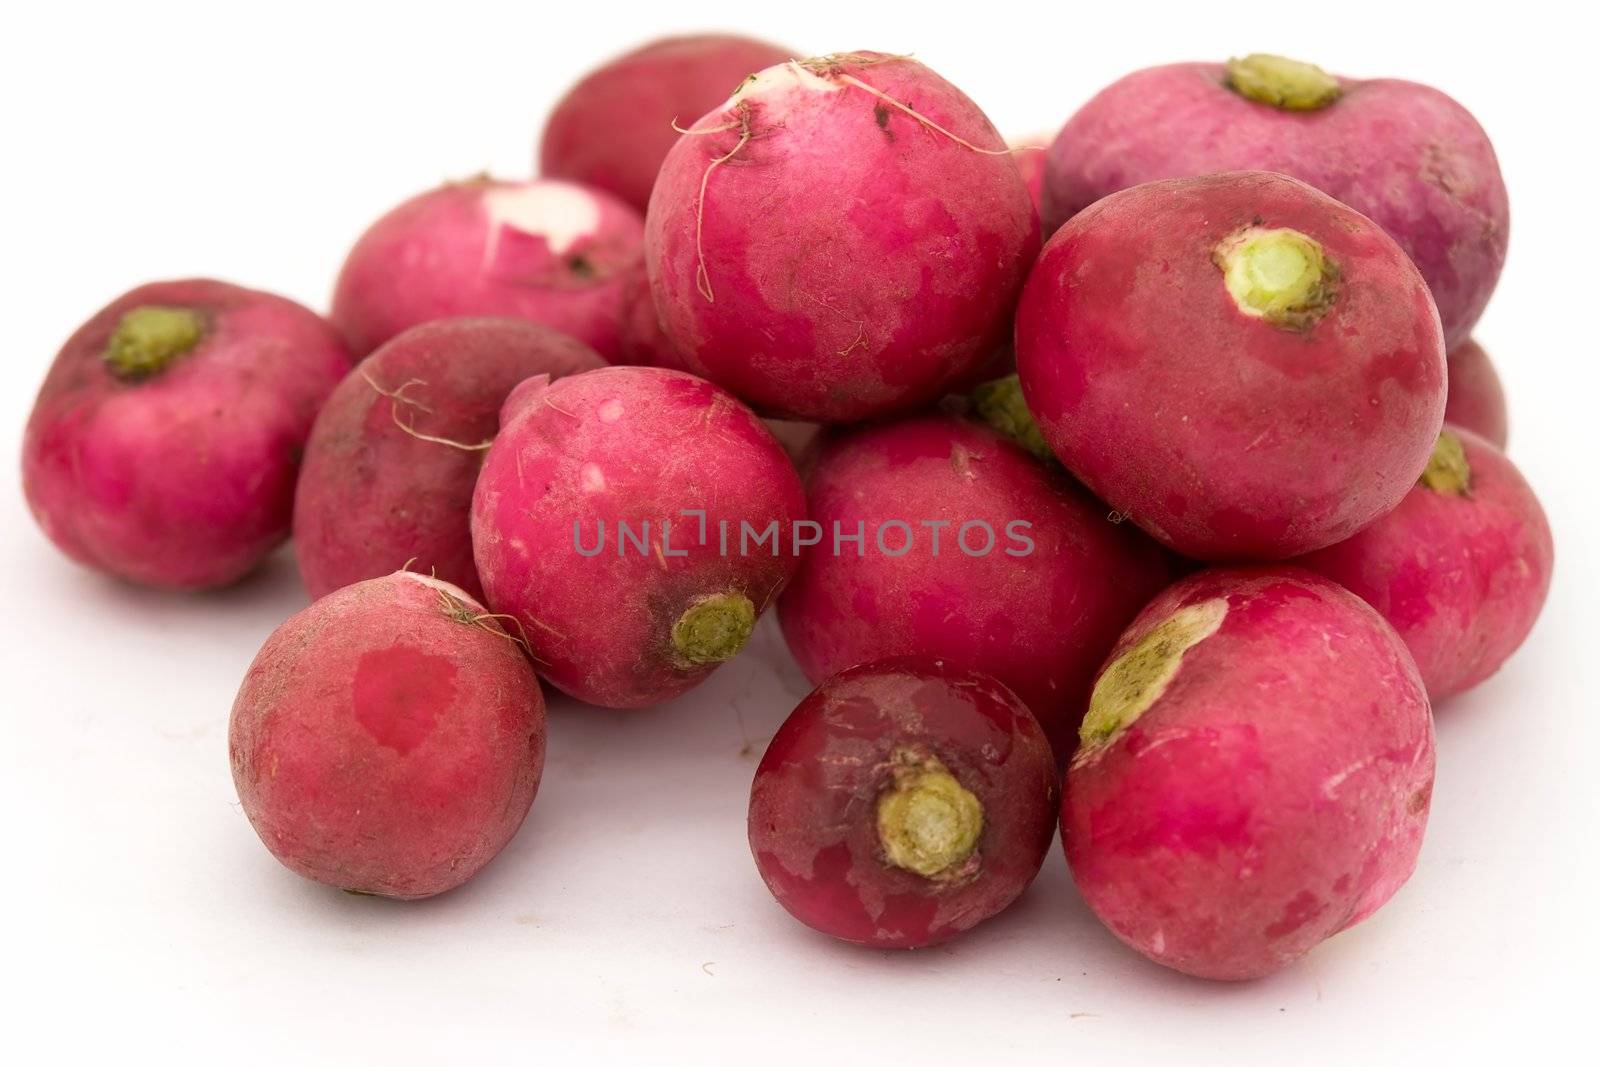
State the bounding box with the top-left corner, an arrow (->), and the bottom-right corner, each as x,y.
471,366 -> 806,707
646,51 -> 1039,422
749,659 -> 1057,948
1016,170 -> 1446,559
1064,566 -> 1435,980
230,572 -> 546,899
23,278 -> 349,589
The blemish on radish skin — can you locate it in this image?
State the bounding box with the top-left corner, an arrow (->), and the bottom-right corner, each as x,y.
597,398 -> 624,423
580,463 -> 607,492
351,646 -> 456,755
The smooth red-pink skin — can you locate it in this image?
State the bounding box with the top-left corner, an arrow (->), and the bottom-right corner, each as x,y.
330,178 -> 645,360
539,34 -> 793,212
778,416 -> 1173,758
646,52 -> 1040,423
1444,339 -> 1508,449
293,318 -> 604,601
1042,64 -> 1508,348
229,572 -> 547,899
22,279 -> 350,589
1294,427 -> 1551,701
1016,171 -> 1446,560
470,366 -> 807,707
1064,567 -> 1434,981
749,659 -> 1058,948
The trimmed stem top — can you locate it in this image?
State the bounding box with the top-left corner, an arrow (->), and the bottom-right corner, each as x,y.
103,306 -> 205,380
971,374 -> 1055,462
876,749 -> 983,880
1079,598 -> 1228,749
1225,54 -> 1342,111
671,591 -> 756,666
1214,226 -> 1339,330
1419,430 -> 1472,495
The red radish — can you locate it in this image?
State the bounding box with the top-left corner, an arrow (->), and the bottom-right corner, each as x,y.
1016,170 -> 1446,560
294,317 -> 604,600
646,51 -> 1039,422
1064,567 -> 1435,980
470,366 -> 806,707
540,34 -> 792,212
1444,339 -> 1508,449
778,413 -> 1172,756
1041,55 -> 1508,347
1295,427 -> 1552,700
23,279 -> 349,589
229,571 -> 546,899
749,659 -> 1057,948
330,176 -> 645,360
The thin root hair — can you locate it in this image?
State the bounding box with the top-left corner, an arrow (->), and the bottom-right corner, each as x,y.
834,73 -> 1010,155
694,106 -> 754,303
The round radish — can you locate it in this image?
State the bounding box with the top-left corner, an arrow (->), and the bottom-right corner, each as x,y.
23,278 -> 349,589
229,572 -> 546,899
470,366 -> 806,707
749,658 -> 1057,948
646,51 -> 1039,422
1016,170 -> 1446,560
1063,566 -> 1434,980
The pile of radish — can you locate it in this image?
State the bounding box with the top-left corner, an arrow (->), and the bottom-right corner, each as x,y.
20,37 -> 1553,982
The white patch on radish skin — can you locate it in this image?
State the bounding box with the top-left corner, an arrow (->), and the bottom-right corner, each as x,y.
597,399 -> 624,423
480,182 -> 603,271
580,463 -> 607,492
396,570 -> 481,604
1150,929 -> 1166,956
722,60 -> 842,112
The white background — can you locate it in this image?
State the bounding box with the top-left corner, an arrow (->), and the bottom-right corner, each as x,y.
3,1 -> 1597,1062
